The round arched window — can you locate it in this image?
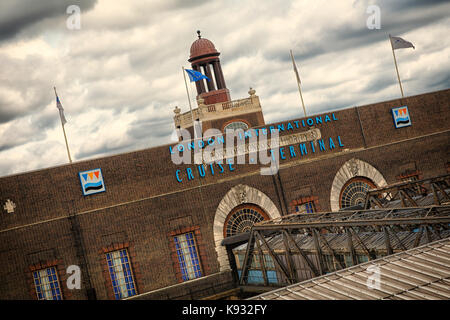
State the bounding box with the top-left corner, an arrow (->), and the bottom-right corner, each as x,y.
223,204 -> 269,238
339,177 -> 377,209
223,121 -> 249,131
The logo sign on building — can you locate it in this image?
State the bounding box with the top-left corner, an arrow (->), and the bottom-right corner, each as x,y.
391,106 -> 411,128
79,168 -> 105,196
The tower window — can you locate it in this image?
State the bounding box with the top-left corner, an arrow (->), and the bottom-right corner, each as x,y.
174,232 -> 203,281
224,121 -> 249,131
33,266 -> 62,300
106,249 -> 137,299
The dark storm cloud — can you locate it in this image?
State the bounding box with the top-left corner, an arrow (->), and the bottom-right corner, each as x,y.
362,74 -> 397,94
0,92 -> 52,124
164,0 -> 209,11
266,0 -> 450,63
0,100 -> 21,124
0,0 -> 97,42
422,70 -> 450,90
127,118 -> 173,140
0,111 -> 52,152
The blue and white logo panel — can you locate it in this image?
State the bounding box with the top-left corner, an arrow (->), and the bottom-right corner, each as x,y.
391,106 -> 411,128
79,168 -> 106,196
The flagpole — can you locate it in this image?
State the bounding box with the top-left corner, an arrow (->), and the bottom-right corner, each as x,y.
54,87 -> 72,163
389,35 -> 404,98
290,50 -> 307,117
182,67 -> 208,221
182,66 -> 196,130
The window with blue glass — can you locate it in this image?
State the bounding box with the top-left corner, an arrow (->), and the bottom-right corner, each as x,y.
295,201 -> 315,214
174,232 -> 202,281
235,253 -> 278,284
33,266 -> 62,300
106,249 -> 137,299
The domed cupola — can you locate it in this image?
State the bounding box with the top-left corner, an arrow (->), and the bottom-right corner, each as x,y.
188,31 -> 231,105
189,37 -> 219,61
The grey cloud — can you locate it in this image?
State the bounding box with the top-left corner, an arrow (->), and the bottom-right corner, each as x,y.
0,123 -> 45,152
0,54 -> 57,124
269,1 -> 450,63
0,0 -> 97,42
362,73 -> 397,94
75,140 -> 134,160
0,98 -> 22,124
377,0 -> 449,11
0,160 -> 14,177
0,107 -> 59,152
164,0 -> 210,11
128,117 -> 173,139
428,73 -> 450,89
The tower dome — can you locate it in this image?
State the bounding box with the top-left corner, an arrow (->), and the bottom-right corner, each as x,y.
189,37 -> 219,61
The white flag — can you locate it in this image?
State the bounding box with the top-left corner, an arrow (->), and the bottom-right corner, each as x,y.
390,35 -> 415,50
290,50 -> 301,84
55,93 -> 67,125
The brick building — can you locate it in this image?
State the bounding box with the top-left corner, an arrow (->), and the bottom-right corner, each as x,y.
0,34 -> 449,300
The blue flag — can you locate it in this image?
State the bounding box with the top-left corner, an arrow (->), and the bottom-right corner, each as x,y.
185,69 -> 210,82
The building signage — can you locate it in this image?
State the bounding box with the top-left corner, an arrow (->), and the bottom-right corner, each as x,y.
170,112 -> 346,183
391,106 -> 411,128
79,168 -> 106,196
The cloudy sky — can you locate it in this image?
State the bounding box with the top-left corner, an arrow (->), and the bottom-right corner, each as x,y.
0,0 -> 449,177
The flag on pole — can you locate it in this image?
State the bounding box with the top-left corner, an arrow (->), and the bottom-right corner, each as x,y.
291,50 -> 301,85
390,35 -> 415,50
290,49 -> 307,117
388,35 -> 414,98
55,89 -> 67,125
185,69 -> 210,82
53,87 -> 72,163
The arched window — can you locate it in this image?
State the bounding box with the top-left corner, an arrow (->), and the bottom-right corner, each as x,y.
223,121 -> 249,131
223,204 -> 269,238
339,177 -> 377,209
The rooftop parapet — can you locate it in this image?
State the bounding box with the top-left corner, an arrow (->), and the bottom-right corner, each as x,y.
174,88 -> 261,129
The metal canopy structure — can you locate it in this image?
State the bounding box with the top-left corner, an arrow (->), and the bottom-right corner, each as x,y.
363,174 -> 450,209
237,205 -> 450,288
249,237 -> 450,300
